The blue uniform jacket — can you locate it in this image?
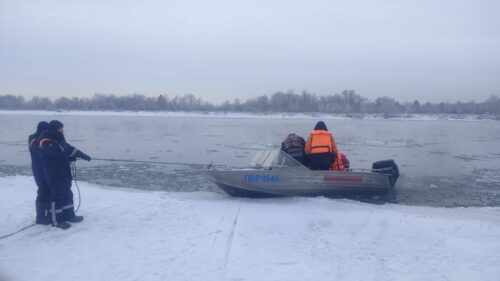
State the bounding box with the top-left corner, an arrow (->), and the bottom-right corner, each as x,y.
28,134 -> 46,187
39,134 -> 87,184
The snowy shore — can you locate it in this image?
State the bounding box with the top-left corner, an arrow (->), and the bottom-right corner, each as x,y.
0,110 -> 497,121
1,176 -> 499,281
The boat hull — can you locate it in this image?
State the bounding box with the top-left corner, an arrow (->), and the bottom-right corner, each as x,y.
207,168 -> 394,198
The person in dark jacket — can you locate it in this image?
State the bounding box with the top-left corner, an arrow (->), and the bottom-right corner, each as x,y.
304,121 -> 339,170
39,120 -> 91,229
281,133 -> 307,165
29,121 -> 51,224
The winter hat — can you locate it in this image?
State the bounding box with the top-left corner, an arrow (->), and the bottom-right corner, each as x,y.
314,121 -> 328,131
36,121 -> 49,134
49,120 -> 64,131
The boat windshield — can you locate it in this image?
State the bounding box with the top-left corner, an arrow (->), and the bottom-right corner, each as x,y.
250,149 -> 306,168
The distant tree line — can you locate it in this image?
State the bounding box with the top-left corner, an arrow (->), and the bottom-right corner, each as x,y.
1,90 -> 499,114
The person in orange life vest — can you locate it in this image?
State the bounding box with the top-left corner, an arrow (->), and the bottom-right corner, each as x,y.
304,121 -> 339,170
332,152 -> 350,171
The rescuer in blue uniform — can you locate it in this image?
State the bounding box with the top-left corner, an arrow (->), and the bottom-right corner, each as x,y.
39,120 -> 91,229
29,121 -> 51,225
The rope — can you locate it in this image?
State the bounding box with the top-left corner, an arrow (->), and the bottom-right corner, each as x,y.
0,223 -> 36,240
92,157 -> 222,168
1,156 -> 218,240
71,161 -> 81,213
0,162 -> 82,240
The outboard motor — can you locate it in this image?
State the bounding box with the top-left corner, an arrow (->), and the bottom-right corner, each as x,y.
372,159 -> 399,187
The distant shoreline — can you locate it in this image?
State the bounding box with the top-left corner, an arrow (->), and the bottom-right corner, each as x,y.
0,110 -> 498,121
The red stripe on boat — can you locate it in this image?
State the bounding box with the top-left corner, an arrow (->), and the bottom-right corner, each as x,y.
323,176 -> 363,183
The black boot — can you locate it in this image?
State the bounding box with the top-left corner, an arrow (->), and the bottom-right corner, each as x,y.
53,222 -> 71,230
66,215 -> 84,223
50,201 -> 71,229
35,202 -> 51,225
63,204 -> 84,223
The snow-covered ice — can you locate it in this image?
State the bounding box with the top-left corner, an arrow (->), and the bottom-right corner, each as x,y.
1,176 -> 500,281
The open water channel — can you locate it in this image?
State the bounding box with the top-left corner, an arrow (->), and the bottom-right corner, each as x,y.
1,112 -> 499,207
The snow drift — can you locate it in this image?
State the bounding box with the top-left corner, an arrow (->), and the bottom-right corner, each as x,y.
1,176 -> 499,281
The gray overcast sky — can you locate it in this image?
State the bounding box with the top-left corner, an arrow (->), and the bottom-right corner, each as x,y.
1,0 -> 499,103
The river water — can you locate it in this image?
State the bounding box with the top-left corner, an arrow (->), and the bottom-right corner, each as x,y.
1,112 -> 499,207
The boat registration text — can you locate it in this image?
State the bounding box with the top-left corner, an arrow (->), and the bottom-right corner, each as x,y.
244,175 -> 280,183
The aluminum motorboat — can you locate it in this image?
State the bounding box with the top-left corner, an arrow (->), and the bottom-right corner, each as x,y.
206,149 -> 399,198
